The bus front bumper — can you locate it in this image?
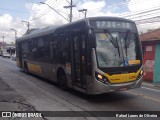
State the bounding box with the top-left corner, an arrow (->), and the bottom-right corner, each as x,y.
87,76 -> 143,94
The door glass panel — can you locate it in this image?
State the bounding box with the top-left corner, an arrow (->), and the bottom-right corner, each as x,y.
74,36 -> 81,83
72,32 -> 87,89
81,34 -> 86,86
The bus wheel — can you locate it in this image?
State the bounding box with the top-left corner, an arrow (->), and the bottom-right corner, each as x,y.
58,70 -> 67,90
24,63 -> 29,74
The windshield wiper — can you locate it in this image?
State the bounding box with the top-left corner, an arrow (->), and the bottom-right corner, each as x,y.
104,29 -> 120,57
124,30 -> 130,56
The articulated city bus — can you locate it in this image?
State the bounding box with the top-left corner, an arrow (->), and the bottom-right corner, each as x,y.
16,17 -> 143,94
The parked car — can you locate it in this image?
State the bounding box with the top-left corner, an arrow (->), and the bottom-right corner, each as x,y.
2,52 -> 11,58
11,54 -> 16,61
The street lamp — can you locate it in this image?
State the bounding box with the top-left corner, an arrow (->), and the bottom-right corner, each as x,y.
78,9 -> 87,18
40,2 -> 69,22
10,28 -> 17,39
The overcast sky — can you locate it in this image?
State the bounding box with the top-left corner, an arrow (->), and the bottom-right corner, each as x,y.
0,0 -> 160,43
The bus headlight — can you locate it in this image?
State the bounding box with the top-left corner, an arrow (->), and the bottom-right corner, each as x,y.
95,72 -> 110,84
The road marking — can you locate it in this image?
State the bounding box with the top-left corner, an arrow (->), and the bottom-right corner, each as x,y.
125,91 -> 160,103
141,86 -> 160,93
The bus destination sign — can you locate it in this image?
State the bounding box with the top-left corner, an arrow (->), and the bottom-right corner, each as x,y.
90,20 -> 136,30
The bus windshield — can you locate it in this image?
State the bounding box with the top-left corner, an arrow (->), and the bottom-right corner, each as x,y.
96,31 -> 141,68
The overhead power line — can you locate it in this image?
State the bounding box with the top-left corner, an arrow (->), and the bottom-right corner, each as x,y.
29,1 -> 64,21
40,2 -> 69,22
135,16 -> 160,24
127,11 -> 160,20
122,6 -> 160,18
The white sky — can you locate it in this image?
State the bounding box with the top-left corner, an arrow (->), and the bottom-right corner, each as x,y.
1,0 -> 160,43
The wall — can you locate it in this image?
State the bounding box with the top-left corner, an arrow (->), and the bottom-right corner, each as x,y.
142,41 -> 156,82
153,43 -> 160,83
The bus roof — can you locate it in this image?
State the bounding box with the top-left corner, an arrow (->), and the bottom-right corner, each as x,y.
16,16 -> 135,42
16,25 -> 61,42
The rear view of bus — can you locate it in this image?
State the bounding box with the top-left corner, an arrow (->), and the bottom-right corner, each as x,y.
88,17 -> 143,94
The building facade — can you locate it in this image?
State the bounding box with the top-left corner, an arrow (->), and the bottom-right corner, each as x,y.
140,29 -> 160,84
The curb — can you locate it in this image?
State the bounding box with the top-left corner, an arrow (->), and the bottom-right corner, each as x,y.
154,84 -> 160,88
142,82 -> 154,87
142,81 -> 160,88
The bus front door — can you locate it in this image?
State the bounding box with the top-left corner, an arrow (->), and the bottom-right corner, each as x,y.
72,32 -> 87,89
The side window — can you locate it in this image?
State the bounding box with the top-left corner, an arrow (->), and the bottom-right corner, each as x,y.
22,41 -> 28,52
31,36 -> 52,62
37,37 -> 44,58
62,35 -> 69,62
35,35 -> 50,61
49,38 -> 53,59
52,36 -> 58,62
66,36 -> 70,62
81,34 -> 86,57
32,38 -> 38,58
43,36 -> 50,57
28,39 -> 32,52
38,38 -> 44,47
74,36 -> 80,64
22,41 -> 28,58
32,38 -> 37,51
57,34 -> 68,64
28,39 -> 33,60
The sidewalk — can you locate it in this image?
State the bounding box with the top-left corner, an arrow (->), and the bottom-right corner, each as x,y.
0,76 -> 34,111
0,76 -> 45,120
142,80 -> 160,88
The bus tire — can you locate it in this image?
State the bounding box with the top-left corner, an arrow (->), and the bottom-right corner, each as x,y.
24,62 -> 29,74
57,70 -> 67,90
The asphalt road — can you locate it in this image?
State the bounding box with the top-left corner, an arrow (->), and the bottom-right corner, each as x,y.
0,57 -> 160,120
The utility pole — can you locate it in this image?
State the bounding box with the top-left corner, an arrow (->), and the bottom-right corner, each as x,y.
10,28 -> 17,39
64,0 -> 75,22
78,9 -> 87,18
22,20 -> 30,31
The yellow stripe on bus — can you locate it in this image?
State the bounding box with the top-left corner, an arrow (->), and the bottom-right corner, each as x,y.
27,63 -> 42,74
104,69 -> 140,84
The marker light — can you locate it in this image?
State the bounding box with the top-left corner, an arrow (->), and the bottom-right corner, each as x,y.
140,70 -> 143,75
